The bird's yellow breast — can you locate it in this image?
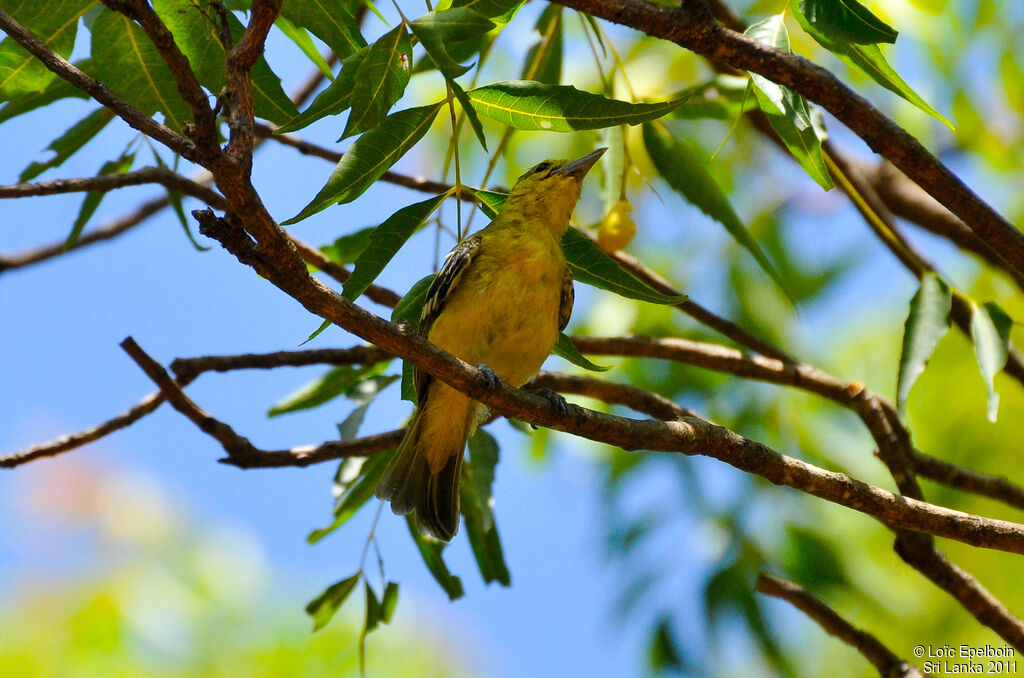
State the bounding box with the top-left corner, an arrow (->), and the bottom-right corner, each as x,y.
426,223 -> 565,388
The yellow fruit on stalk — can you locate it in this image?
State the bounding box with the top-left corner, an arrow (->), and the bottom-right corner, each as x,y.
597,199 -> 637,253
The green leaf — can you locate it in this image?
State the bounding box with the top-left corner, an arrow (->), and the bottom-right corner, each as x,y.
284,103 -> 444,223
280,0 -> 366,58
468,80 -> 685,131
745,15 -> 833,191
392,274 -> 435,403
793,7 -> 952,128
154,1 -> 297,125
19,107 -> 114,182
342,24 -> 412,139
0,58 -> 88,122
553,333 -> 611,372
642,123 -> 791,300
521,5 -> 562,85
0,0 -> 94,100
306,572 -> 360,631
670,76 -> 758,121
970,301 -> 1013,422
561,227 -> 688,305
406,515 -> 464,600
600,126 -> 625,216
307,451 -> 391,543
275,15 -> 334,81
649,618 -> 687,672
65,150 -> 136,250
450,77 -> 488,151
451,0 -> 523,21
319,226 -> 375,267
380,581 -> 399,623
409,7 -> 495,79
363,581 -> 382,633
469,188 -> 507,218
461,431 -> 511,586
896,272 -> 952,416
798,0 -> 897,45
343,194 -> 448,302
268,362 -> 387,416
302,318 -> 333,346
277,48 -> 367,133
89,8 -> 192,131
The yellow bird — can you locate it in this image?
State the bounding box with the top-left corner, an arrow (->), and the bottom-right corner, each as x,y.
375,148 -> 606,541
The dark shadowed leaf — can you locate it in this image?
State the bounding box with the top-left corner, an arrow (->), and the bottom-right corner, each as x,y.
284,102 -> 443,223
406,515 -> 465,600
970,301 -> 1013,422
410,7 -> 495,79
468,80 -> 685,131
521,5 -> 562,85
306,572 -> 360,631
896,272 -> 952,416
342,24 -> 413,139
452,0 -> 523,21
745,15 -> 833,190
553,333 -> 611,372
670,75 -> 757,121
343,193 -> 448,301
461,431 -> 511,585
798,0 -> 897,45
643,122 -> 790,300
392,274 -> 435,403
562,227 -> 687,305
19,107 -> 114,182
308,451 -> 392,543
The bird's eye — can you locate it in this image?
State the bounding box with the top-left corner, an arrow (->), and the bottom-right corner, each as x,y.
533,161 -> 552,175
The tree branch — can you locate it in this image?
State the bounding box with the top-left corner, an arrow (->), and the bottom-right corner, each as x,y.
0,167 -> 226,206
755,574 -> 928,678
552,0 -> 1024,279
0,9 -> 197,160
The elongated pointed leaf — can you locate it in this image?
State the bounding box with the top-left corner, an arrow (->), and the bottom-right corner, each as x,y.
452,0 -> 523,21
798,0 -> 897,45
670,76 -> 758,121
0,59 -> 89,122
794,8 -> 952,128
393,274 -> 435,403
970,301 -> 1013,422
746,15 -> 833,190
268,362 -> 389,416
275,16 -> 334,81
896,272 -> 952,415
461,431 -> 510,585
318,226 -> 375,267
469,188 -> 508,218
380,581 -> 399,623
450,78 -> 488,151
521,5 -> 562,85
19,107 -> 114,182
562,227 -> 687,305
410,7 -> 495,79
0,0 -> 93,100
281,0 -> 366,58
643,123 -> 790,299
66,151 -> 136,250
277,48 -> 367,133
554,333 -> 611,372
307,451 -> 391,543
342,24 -> 412,139
285,102 -> 443,223
468,81 -> 686,131
406,515 -> 464,600
343,194 -> 448,301
90,9 -> 192,131
306,573 -> 361,631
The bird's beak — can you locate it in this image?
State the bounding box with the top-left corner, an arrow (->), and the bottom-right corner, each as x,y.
556,147 -> 607,179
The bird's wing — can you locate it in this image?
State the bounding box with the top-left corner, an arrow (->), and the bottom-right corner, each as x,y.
558,267 -> 574,331
415,235 -> 483,400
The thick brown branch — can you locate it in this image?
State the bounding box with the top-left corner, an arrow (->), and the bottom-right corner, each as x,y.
0,9 -> 197,159
0,167 -> 225,206
552,0 -> 1024,279
756,574 -> 928,678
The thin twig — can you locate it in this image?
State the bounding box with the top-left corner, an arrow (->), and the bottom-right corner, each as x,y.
0,167 -> 225,205
756,574 -> 929,678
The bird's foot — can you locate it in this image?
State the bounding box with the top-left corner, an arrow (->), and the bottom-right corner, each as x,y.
476,363 -> 502,393
534,387 -> 569,417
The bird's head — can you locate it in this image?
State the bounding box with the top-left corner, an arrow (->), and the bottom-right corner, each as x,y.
503,148 -> 607,235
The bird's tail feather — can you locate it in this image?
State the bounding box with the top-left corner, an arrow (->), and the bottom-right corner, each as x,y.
375,407 -> 466,541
